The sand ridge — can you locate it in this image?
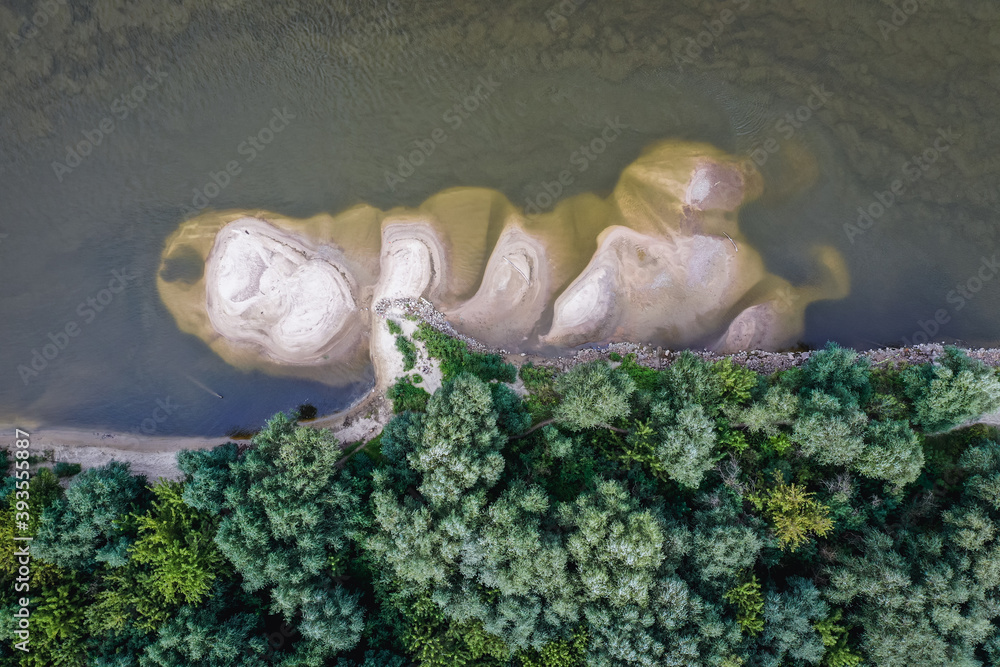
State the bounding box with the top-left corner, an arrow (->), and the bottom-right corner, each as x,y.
157,139 -> 851,392
205,217 -> 363,365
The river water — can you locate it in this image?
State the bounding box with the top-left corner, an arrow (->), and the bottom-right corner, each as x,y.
1,1 -> 998,434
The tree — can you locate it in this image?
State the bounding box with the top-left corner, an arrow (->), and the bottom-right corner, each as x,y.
553,361 -> 636,431
659,352 -> 725,414
792,390 -> 868,468
198,413 -> 367,658
557,480 -> 664,609
854,419 -> 924,487
723,575 -> 764,636
0,466 -> 63,590
732,384 -> 797,436
903,347 -> 1000,433
645,401 -> 718,489
409,374 -> 507,507
751,472 -> 833,552
128,480 -> 226,608
758,577 -> 829,666
138,587 -> 268,667
21,570 -> 92,667
691,524 -> 763,583
490,382 -> 532,436
177,443 -> 239,515
796,344 -> 873,409
33,462 -> 148,570
813,609 -> 862,667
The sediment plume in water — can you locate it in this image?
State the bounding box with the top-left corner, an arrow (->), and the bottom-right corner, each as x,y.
157,139 -> 850,387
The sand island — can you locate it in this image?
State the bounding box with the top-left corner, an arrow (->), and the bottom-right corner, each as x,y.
157,139 -> 849,390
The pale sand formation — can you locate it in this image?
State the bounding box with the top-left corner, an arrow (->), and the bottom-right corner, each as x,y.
368,221 -> 447,393
444,221 -> 553,347
157,208 -> 380,385
157,139 -> 851,392
206,218 -> 363,365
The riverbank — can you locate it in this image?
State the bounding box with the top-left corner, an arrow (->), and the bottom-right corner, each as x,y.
6,299 -> 1000,480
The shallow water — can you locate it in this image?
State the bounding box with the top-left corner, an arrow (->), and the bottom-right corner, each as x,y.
1,1 -> 998,434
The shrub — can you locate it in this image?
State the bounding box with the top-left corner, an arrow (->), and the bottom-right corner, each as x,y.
388,376 -> 431,414
387,319 -> 403,335
519,363 -> 560,421
395,335 -> 418,371
413,323 -> 515,382
53,462 -> 82,478
618,353 -> 660,395
295,403 -> 318,420
519,362 -> 559,392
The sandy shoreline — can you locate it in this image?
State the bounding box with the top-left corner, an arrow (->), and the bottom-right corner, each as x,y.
7,300 -> 999,483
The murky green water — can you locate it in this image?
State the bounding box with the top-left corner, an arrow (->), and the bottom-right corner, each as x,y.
2,0 -> 998,433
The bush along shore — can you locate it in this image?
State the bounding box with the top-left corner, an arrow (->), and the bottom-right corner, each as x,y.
4,301 -> 1000,666
382,295 -> 1000,379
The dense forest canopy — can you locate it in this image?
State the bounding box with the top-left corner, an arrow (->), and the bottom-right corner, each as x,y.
3,343 -> 1000,666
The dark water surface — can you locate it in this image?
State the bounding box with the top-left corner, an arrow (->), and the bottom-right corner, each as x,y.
1,1 -> 998,433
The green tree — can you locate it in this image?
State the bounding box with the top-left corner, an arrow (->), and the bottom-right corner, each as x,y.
553,361 -> 636,431
21,570 -> 91,667
409,374 -> 507,506
556,479 -> 664,609
813,609 -> 862,667
645,401 -> 718,489
903,347 -> 1000,433
1,466 -> 63,589
33,462 -> 147,570
854,419 -> 924,486
797,343 -> 873,408
751,472 -> 833,552
723,575 -> 764,636
128,480 -> 226,607
138,587 -> 268,667
516,627 -> 588,667
792,390 -> 868,468
177,443 -> 239,514
732,385 -> 797,436
191,414 -> 367,658
758,577 -> 829,666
